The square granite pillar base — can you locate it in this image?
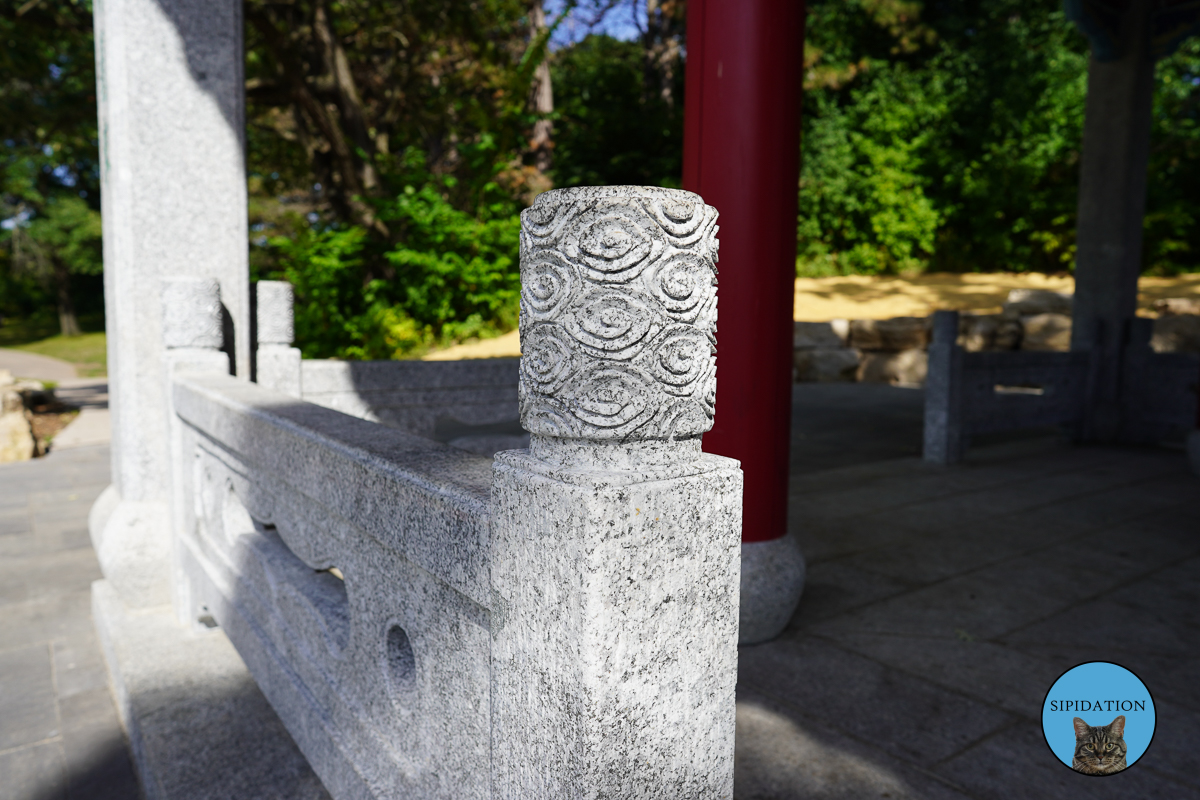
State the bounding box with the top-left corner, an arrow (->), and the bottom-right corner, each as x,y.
489,448 -> 742,799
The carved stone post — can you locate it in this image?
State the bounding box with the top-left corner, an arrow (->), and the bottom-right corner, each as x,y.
161,278 -> 232,622
255,281 -> 303,398
490,186 -> 742,797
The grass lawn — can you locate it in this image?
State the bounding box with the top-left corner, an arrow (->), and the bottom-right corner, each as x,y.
0,315 -> 107,377
12,332 -> 107,377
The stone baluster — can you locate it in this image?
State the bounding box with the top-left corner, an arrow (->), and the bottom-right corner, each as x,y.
161,277 -> 235,621
490,186 -> 742,798
255,281 -> 303,398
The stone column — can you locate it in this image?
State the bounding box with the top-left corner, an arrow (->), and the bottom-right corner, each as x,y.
682,0 -> 807,643
924,311 -> 965,464
90,0 -> 249,602
1069,0 -> 1155,441
255,281 -> 303,398
490,186 -> 742,797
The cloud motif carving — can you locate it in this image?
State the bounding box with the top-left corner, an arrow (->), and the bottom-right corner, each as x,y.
520,323 -> 577,395
643,253 -> 714,324
563,365 -> 656,434
643,325 -> 714,397
521,253 -> 579,321
563,290 -> 656,360
571,205 -> 661,283
518,186 -> 719,441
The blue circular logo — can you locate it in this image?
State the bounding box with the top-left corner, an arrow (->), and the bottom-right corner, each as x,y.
1042,661 -> 1155,775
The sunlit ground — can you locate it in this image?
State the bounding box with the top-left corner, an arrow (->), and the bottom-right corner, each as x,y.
424,273 -> 1200,360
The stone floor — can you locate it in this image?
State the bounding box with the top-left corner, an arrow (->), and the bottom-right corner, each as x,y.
0,384 -> 1197,799
0,444 -> 139,800
735,385 -> 1200,799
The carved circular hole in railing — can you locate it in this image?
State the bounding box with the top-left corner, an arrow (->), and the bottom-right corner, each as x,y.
384,623 -> 417,699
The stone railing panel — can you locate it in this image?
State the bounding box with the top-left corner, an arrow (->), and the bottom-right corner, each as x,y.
173,373 -> 495,799
298,358 -> 520,442
167,185 -> 740,800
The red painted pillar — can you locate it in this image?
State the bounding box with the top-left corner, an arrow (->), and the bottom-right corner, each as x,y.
684,0 -> 805,544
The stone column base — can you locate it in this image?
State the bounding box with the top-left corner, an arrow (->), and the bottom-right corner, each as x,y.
739,533 -> 806,645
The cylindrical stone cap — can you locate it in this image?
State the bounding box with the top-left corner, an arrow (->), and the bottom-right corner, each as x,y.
518,185 -> 719,441
257,281 -> 295,345
162,277 -> 223,350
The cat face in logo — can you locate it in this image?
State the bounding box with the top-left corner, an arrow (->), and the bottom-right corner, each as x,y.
1072,715 -> 1127,775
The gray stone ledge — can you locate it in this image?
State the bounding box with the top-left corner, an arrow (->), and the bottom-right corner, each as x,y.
92,579 -> 330,800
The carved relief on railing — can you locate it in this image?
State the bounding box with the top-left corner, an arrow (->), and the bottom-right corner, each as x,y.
172,375 -> 494,798
518,186 -> 719,443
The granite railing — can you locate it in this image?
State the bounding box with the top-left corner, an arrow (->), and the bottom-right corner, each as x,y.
253,280 -> 524,456
161,186 -> 742,799
924,309 -> 1200,463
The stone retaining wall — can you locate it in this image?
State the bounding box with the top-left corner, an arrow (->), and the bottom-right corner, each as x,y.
794,289 -> 1200,386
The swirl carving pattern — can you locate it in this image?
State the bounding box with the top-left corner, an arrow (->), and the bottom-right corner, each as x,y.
519,186 -> 719,441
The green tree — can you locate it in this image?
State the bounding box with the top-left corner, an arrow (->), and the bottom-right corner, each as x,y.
800,0 -> 1091,276
1145,37 -> 1200,275
0,0 -> 103,335
550,33 -> 684,188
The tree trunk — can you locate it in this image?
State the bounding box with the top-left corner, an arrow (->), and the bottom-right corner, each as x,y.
246,5 -> 389,239
643,0 -> 684,109
529,2 -> 554,173
52,259 -> 81,337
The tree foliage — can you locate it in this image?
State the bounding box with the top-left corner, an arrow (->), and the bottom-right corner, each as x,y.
0,0 -> 102,334
799,0 -> 1200,277
246,0 -> 686,359
550,32 -> 684,188
1145,36 -> 1200,276
5,0 -> 1199,357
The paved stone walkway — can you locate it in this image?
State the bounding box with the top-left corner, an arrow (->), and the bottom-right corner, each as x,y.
0,445 -> 138,800
0,350 -> 77,383
49,381 -> 110,452
1,386 -> 1196,799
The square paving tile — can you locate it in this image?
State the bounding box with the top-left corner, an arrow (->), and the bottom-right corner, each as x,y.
0,740 -> 67,800
933,718 -> 1200,799
784,559 -> 911,631
810,539 -> 1170,642
0,644 -> 60,752
52,636 -> 112,701
738,636 -> 1014,767
0,589 -> 98,649
735,689 -> 975,800
825,632 -> 1062,717
0,549 -> 104,610
58,689 -> 140,800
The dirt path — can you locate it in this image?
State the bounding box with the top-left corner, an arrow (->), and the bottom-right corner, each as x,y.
423,273 -> 1200,360
792,272 -> 1200,321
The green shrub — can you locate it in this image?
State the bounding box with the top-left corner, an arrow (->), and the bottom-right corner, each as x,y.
262,182 -> 520,360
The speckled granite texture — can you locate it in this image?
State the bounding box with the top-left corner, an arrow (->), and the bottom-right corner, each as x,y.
518,186 -> 719,441
256,281 -> 303,397
488,186 -> 741,797
490,450 -> 742,798
99,185 -> 741,799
